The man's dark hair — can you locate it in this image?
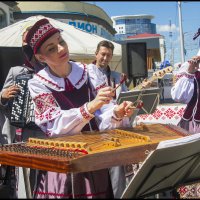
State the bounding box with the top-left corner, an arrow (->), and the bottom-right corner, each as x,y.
95,40 -> 114,54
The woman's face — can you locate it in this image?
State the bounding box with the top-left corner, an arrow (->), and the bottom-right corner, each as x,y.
36,32 -> 69,67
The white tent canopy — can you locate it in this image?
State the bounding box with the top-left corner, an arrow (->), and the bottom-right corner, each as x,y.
0,15 -> 122,72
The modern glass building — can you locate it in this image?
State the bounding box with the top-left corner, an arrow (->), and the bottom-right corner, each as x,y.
112,15 -> 156,41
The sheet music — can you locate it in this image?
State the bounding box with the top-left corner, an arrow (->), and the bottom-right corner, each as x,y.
122,132 -> 200,199
157,132 -> 200,149
117,88 -> 161,115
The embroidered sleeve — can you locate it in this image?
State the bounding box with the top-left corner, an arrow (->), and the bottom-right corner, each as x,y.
33,93 -> 61,123
28,78 -> 95,137
171,61 -> 197,103
87,64 -> 131,129
95,102 -> 131,130
171,73 -> 195,104
174,72 -> 194,83
80,103 -> 94,120
87,64 -> 107,95
173,61 -> 195,83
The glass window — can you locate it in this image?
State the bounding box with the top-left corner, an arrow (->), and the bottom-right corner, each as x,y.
0,9 -> 7,29
116,19 -> 125,25
116,17 -> 156,35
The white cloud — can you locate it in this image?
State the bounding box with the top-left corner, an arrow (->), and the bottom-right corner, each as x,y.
157,24 -> 179,33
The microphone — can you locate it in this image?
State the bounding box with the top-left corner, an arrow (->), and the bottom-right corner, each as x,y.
193,28 -> 200,40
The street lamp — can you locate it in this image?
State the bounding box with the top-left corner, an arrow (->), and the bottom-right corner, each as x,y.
178,1 -> 185,63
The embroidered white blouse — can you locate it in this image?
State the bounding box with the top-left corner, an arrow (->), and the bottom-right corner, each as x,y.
28,61 -> 130,137
171,61 -> 196,104
87,63 -> 128,98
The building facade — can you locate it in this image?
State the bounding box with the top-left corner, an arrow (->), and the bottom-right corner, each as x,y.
112,14 -> 156,42
126,33 -> 165,66
0,1 -> 16,29
13,1 -> 116,40
0,2 -> 166,72
112,14 -> 165,70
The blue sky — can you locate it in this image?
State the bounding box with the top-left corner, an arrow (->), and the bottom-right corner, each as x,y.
86,1 -> 200,63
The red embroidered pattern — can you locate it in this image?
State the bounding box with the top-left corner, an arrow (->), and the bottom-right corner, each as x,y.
80,104 -> 93,120
177,183 -> 200,198
95,82 -> 107,92
34,93 -> 58,115
35,108 -> 61,121
134,105 -> 187,128
36,74 -> 62,89
75,64 -> 87,86
30,23 -> 53,48
175,73 -> 194,83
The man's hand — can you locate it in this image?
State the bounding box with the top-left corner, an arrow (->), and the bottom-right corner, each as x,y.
1,85 -> 20,104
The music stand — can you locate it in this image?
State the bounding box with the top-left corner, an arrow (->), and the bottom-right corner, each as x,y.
121,133 -> 200,199
117,87 -> 162,115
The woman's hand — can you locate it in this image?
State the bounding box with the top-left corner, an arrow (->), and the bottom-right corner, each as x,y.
114,101 -> 135,118
188,56 -> 200,74
87,86 -> 115,114
1,85 -> 20,104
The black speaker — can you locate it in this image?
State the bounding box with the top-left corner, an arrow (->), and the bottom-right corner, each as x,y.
122,42 -> 147,78
0,47 -> 24,90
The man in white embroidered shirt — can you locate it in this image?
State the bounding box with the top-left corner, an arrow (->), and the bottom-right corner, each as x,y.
88,40 -> 129,198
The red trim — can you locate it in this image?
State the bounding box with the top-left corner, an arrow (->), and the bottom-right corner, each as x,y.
95,82 -> 107,92
36,74 -> 62,89
80,104 -> 93,120
34,29 -> 59,54
175,73 -> 194,83
36,63 -> 86,89
75,63 -> 87,86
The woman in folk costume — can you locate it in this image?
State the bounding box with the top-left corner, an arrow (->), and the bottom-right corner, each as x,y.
171,52 -> 200,134
171,33 -> 200,198
26,18 -> 135,198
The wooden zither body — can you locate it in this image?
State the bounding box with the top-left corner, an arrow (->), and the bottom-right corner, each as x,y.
0,123 -> 189,173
